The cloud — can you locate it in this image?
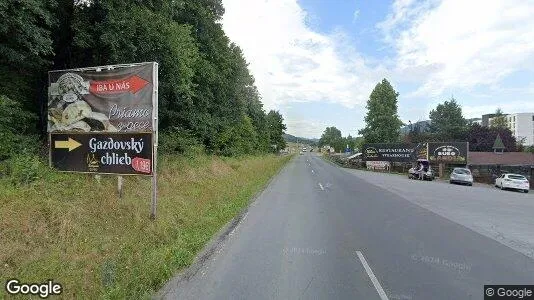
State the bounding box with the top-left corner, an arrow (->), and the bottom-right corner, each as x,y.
352,9 -> 360,23
381,0 -> 534,97
221,0 -> 383,112
463,101 -> 534,119
284,117 -> 329,138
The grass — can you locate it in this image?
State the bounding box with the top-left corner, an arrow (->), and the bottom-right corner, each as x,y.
0,154 -> 292,299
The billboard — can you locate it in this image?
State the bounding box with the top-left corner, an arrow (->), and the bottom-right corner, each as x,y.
48,63 -> 156,133
362,142 -> 469,164
428,142 -> 468,164
413,142 -> 428,160
48,62 -> 158,175
50,133 -> 153,175
362,143 -> 416,162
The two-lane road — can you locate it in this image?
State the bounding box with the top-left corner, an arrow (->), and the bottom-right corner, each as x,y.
159,153 -> 534,300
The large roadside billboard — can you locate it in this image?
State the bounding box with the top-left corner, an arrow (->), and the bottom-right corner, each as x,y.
48,62 -> 158,175
362,142 -> 468,164
428,142 -> 468,164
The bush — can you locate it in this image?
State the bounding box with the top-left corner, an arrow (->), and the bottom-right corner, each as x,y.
159,128 -> 205,157
0,95 -> 40,160
0,131 -> 40,161
8,152 -> 45,185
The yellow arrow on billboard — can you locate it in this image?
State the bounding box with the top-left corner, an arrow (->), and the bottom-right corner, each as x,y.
55,137 -> 82,152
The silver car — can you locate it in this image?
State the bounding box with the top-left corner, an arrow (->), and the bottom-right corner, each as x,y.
449,168 -> 473,186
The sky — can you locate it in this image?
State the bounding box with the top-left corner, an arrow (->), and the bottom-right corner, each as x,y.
221,0 -> 534,138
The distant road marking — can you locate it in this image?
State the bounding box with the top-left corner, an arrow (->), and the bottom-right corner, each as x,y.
311,169 -> 315,174
318,183 -> 324,191
356,251 -> 389,300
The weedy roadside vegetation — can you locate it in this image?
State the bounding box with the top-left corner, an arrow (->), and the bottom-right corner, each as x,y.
0,153 -> 292,299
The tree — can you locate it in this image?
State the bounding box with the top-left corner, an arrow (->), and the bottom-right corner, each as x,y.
353,136 -> 365,152
516,136 -> 527,152
359,79 -> 403,143
319,127 -> 344,152
266,110 -> 287,152
344,135 -> 355,152
0,0 -> 286,158
0,0 -> 57,136
489,108 -> 508,128
429,97 -> 467,140
467,123 -> 517,152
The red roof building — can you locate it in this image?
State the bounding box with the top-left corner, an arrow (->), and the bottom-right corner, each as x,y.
468,152 -> 534,166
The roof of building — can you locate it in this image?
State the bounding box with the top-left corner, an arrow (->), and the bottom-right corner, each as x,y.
468,152 -> 534,166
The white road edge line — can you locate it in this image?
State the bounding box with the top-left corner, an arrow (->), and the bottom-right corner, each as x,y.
356,251 -> 389,300
318,183 -> 324,190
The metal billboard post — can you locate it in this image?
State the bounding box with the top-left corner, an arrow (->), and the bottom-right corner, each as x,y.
150,63 -> 159,220
118,175 -> 123,198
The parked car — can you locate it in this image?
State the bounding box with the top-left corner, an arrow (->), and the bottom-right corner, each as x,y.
495,173 -> 530,193
408,159 -> 434,181
449,168 -> 473,186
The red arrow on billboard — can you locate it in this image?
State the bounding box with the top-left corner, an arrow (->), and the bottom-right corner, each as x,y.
89,75 -> 149,94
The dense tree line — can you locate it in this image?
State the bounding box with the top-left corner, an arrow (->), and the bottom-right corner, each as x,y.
405,101 -> 524,152
321,78 -> 530,154
0,0 -> 286,160
318,127 -> 363,153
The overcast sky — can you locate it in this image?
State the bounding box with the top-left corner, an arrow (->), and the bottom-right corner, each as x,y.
222,0 -> 534,138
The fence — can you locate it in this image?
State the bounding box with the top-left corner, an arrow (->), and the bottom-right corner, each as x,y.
468,164 -> 533,187
325,154 -> 534,188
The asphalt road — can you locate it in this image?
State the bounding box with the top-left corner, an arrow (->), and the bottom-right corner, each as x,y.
159,153 -> 534,300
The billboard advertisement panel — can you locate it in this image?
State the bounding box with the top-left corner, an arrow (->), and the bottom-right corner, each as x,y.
48,62 -> 155,133
428,142 -> 468,164
362,143 -> 416,162
48,62 -> 158,175
50,132 -> 153,175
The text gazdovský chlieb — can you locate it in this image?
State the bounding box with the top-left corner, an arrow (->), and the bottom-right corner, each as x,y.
89,137 -> 145,166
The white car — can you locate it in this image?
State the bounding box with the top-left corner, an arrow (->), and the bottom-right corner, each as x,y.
449,168 -> 473,186
495,173 -> 530,193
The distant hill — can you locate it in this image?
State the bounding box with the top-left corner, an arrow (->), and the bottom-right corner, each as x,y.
283,133 -> 318,146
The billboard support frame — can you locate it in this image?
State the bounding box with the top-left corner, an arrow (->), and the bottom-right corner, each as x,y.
48,61 -> 159,219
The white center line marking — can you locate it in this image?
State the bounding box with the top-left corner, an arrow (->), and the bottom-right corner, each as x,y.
318,183 -> 324,190
356,251 -> 389,300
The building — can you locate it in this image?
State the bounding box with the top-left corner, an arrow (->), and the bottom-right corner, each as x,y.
489,113 -> 534,146
467,151 -> 534,188
482,113 -> 501,127
467,117 -> 482,125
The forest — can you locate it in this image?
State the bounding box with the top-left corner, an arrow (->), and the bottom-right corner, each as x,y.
0,0 -> 287,166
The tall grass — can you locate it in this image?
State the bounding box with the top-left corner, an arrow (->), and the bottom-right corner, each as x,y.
0,154 -> 291,299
